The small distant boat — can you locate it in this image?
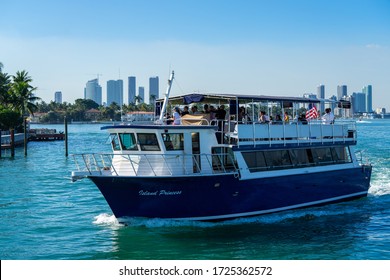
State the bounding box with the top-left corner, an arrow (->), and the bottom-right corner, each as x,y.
29,128 -> 65,141
71,72 -> 372,222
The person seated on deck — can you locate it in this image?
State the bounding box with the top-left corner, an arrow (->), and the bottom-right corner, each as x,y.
322,108 -> 335,124
258,111 -> 270,123
191,105 -> 200,115
181,106 -> 190,116
298,114 -> 308,124
284,112 -> 290,123
272,114 -> 283,124
238,106 -> 251,123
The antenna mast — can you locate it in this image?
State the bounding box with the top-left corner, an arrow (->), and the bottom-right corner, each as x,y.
158,71 -> 175,123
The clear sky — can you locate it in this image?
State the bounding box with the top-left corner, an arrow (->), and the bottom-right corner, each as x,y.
1,0 -> 389,109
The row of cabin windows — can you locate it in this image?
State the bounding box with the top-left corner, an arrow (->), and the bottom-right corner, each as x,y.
242,146 -> 351,172
111,133 -> 184,152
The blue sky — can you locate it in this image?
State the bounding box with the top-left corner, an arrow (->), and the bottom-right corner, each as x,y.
1,0 -> 389,109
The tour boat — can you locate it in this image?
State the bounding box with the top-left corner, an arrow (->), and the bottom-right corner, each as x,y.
71,72 -> 372,222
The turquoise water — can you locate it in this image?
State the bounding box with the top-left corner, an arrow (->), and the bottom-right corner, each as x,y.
0,121 -> 389,260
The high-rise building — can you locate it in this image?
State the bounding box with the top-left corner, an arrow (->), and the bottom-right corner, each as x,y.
138,86 -> 145,104
84,79 -> 102,105
351,92 -> 366,114
54,91 -> 62,103
337,85 -> 347,100
317,84 -> 325,113
107,79 -> 123,106
149,76 -> 159,104
362,85 -> 373,113
128,76 -> 136,104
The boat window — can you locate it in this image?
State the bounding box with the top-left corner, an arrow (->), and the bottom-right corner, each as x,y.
264,150 -> 292,169
137,133 -> 161,151
242,151 -> 267,172
211,147 -> 236,171
109,133 -> 121,151
290,149 -> 311,167
331,147 -> 351,163
119,133 -> 138,151
311,148 -> 333,164
161,133 -> 184,151
242,146 -> 351,173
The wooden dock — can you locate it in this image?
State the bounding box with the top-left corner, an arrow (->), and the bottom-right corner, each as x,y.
28,128 -> 65,141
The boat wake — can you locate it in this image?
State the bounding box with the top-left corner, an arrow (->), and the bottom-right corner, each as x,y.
368,176 -> 390,196
93,202 -> 372,229
93,213 -> 122,227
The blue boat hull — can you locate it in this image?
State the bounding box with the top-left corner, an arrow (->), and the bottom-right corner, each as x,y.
90,166 -> 372,221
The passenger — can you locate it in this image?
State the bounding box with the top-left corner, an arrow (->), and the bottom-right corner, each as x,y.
284,112 -> 290,123
191,105 -> 200,115
322,108 -> 334,124
258,111 -> 270,123
209,105 -> 216,120
203,104 -> 210,113
298,114 -> 308,124
165,112 -> 173,125
173,107 -> 181,125
272,114 -> 283,124
215,105 -> 227,131
238,106 -> 251,123
215,105 -> 226,120
181,106 -> 190,116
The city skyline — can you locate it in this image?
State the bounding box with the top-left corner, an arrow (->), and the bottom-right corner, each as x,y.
1,0 -> 389,109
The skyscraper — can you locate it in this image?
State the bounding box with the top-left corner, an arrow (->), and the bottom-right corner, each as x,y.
362,85 -> 373,113
352,92 -> 366,114
84,79 -> 102,105
337,85 -> 347,100
149,76 -> 159,104
54,91 -> 62,103
128,76 -> 136,104
317,84 -> 325,113
138,86 -> 145,104
107,79 -> 123,106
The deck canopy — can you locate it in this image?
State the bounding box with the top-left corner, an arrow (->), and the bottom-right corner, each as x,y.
157,93 -> 320,106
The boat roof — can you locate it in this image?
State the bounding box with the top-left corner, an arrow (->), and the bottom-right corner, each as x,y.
101,124 -> 218,131
157,93 -> 320,105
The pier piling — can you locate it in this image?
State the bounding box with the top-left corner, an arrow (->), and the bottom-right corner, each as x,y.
65,116 -> 68,157
10,129 -> 15,157
24,118 -> 28,156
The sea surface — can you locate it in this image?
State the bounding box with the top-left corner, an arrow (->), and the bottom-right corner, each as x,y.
0,120 -> 389,260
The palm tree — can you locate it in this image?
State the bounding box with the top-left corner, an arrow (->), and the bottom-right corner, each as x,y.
10,70 -> 40,116
134,95 -> 143,105
0,71 -> 12,104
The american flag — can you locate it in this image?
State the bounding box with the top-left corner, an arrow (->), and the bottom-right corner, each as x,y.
306,104 -> 318,120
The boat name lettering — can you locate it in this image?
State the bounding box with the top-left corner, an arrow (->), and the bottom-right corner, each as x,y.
139,190 -> 182,196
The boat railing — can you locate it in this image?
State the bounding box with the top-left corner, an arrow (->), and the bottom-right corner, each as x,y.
71,152 -> 239,178
226,120 -> 357,146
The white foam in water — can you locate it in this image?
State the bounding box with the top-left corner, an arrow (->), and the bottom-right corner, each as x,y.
93,213 -> 122,227
369,182 -> 390,196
